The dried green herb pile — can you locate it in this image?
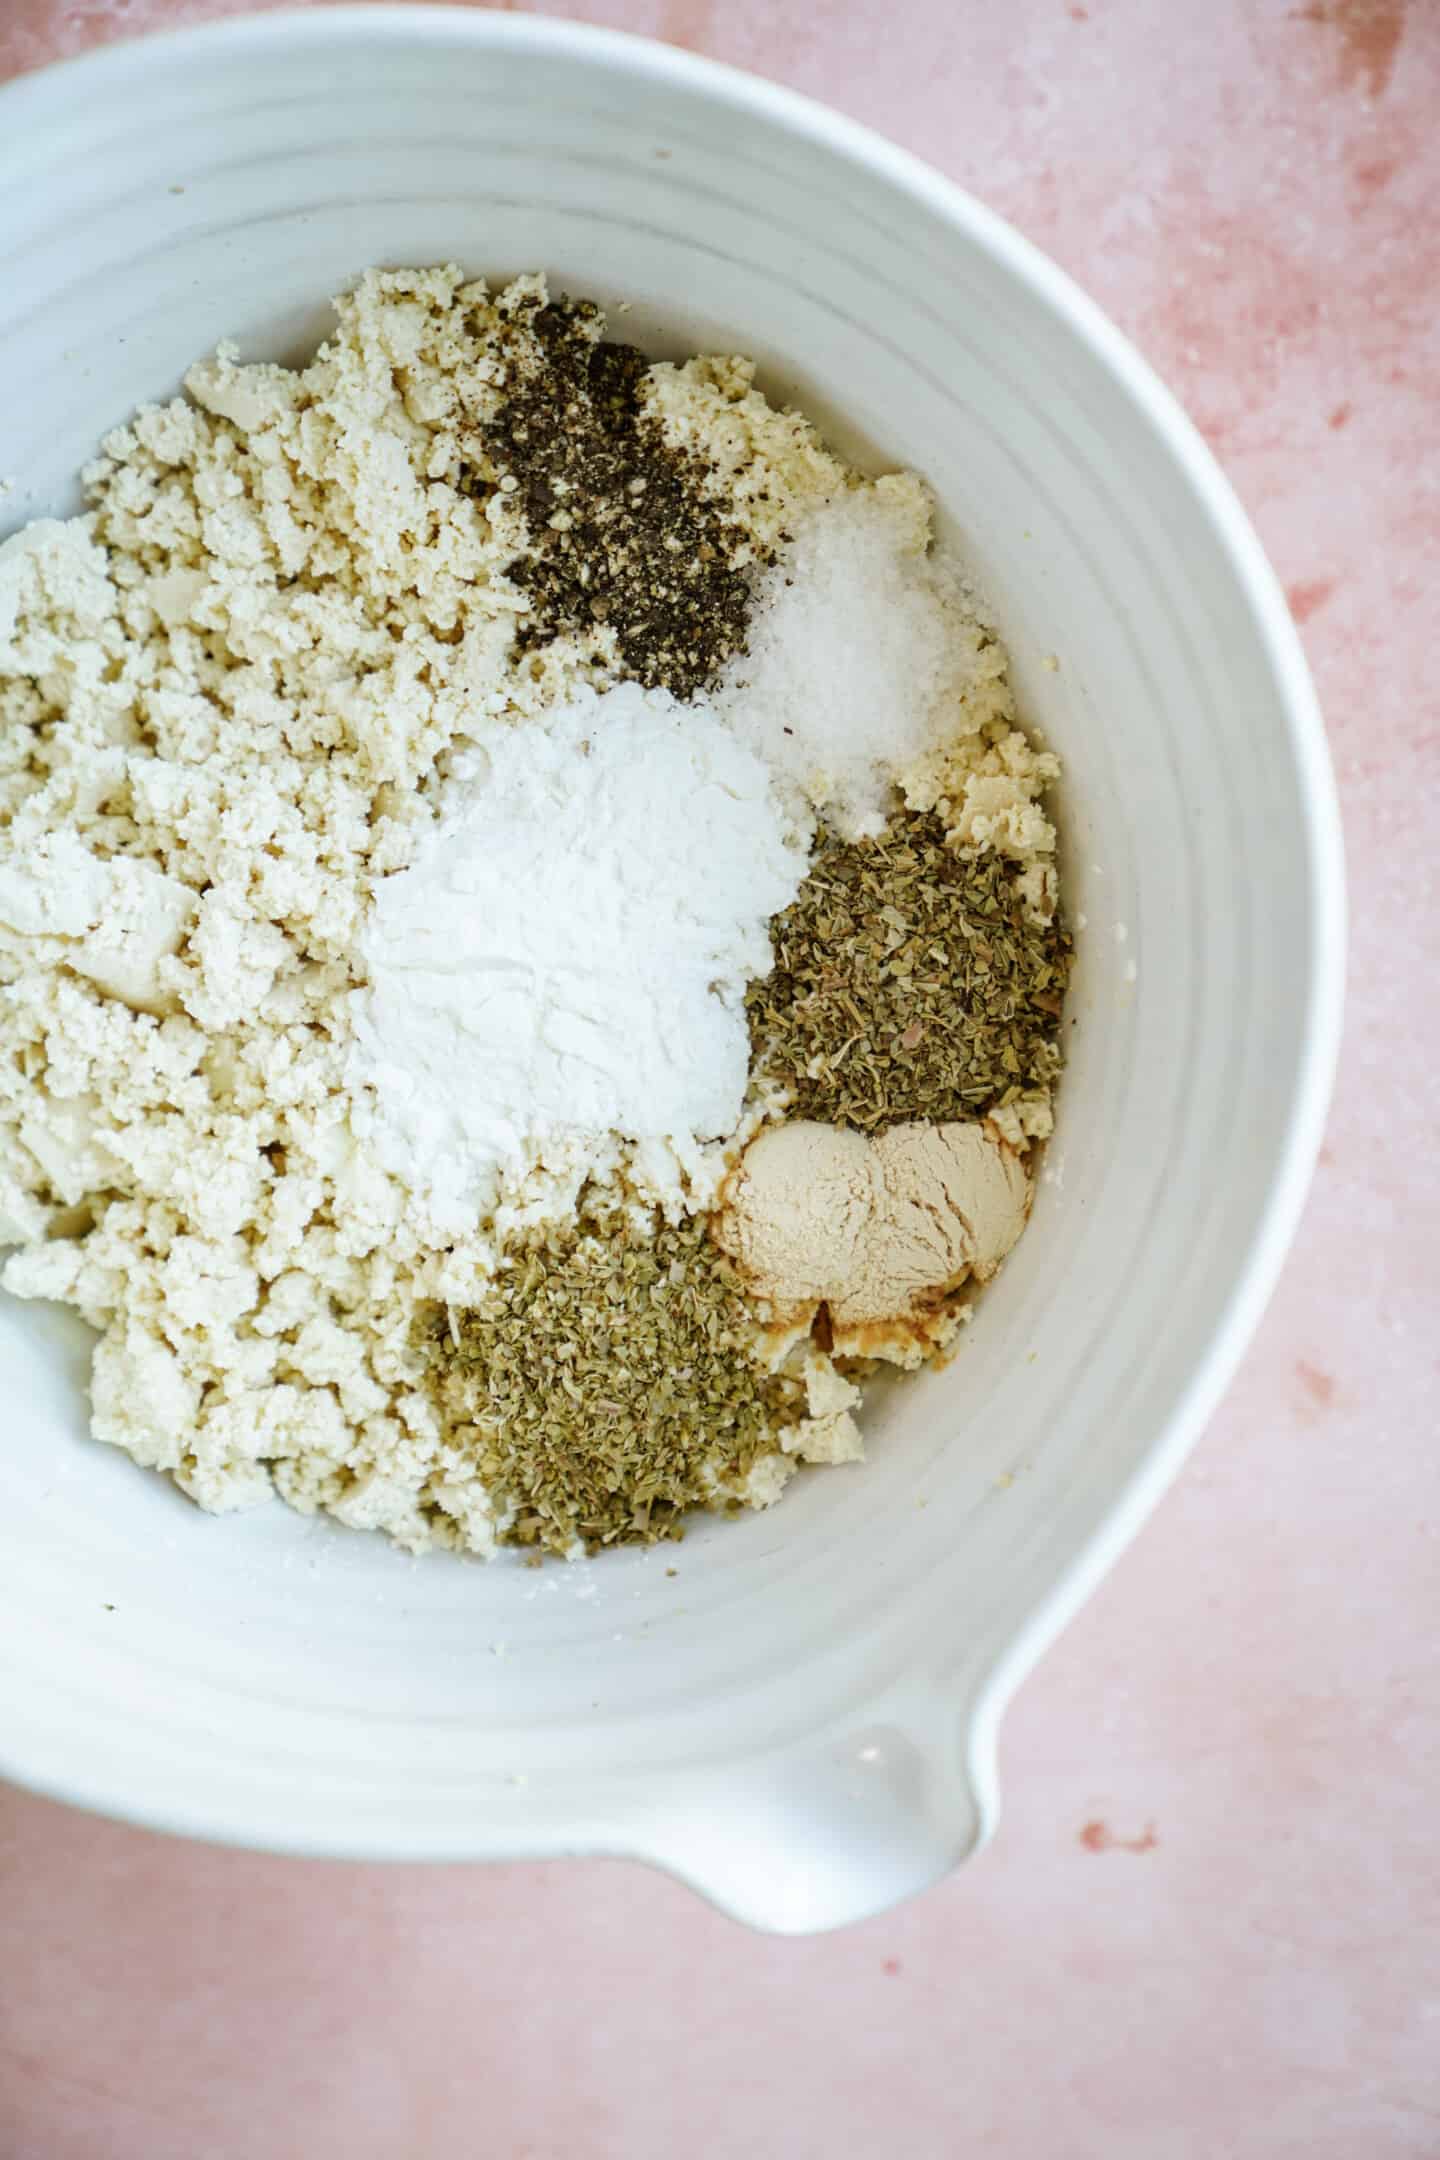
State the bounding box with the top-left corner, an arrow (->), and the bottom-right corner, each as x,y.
425,1208 -> 803,1556
475,299 -> 760,698
746,810 -> 1072,1131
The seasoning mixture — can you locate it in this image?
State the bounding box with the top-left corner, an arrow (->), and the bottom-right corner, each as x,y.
0,265 -> 1071,1558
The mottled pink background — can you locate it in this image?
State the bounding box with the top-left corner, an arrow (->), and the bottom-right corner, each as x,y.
2,2 -> 1437,2155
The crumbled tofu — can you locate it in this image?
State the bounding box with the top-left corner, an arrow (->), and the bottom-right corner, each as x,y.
1,266 -> 930,1551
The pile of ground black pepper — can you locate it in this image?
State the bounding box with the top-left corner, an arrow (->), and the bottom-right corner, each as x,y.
473,299 -> 761,699
746,810 -> 1072,1131
424,1208 -> 804,1556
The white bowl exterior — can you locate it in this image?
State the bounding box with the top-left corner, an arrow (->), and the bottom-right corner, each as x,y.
0,9 -> 1342,1930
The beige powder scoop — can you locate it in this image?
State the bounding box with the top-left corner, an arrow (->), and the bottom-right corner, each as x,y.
714,1117 -> 1030,1358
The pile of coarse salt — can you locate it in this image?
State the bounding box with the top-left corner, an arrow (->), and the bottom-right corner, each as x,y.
706,476 -> 987,839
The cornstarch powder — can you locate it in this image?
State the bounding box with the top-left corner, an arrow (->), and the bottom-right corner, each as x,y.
348,682 -> 806,1233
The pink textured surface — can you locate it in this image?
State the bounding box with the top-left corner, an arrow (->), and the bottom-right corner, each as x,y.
1,2 -> 1436,2155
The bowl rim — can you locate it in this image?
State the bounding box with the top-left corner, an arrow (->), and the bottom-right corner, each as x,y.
0,4 -> 1345,1891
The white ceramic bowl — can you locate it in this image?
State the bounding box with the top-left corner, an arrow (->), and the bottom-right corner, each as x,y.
0,7 -> 1342,1931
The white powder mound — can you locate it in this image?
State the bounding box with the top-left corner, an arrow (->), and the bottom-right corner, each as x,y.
707,475 -> 989,839
348,683 -> 806,1235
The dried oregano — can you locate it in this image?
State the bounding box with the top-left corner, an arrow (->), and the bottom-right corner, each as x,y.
746,810 -> 1072,1130
423,1207 -> 802,1556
